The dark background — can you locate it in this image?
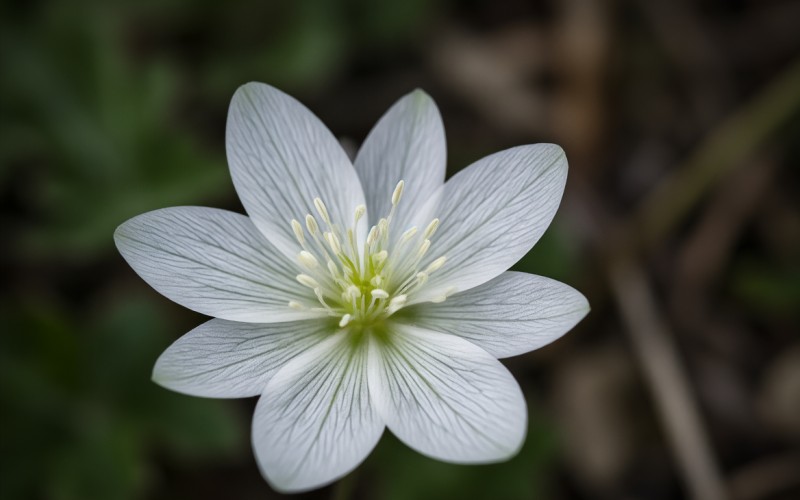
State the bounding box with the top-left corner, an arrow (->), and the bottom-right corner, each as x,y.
2,0 -> 799,499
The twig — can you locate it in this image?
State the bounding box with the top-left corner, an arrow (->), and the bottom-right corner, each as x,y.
607,256 -> 728,500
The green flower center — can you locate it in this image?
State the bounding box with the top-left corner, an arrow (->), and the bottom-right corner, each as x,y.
286,181 -> 451,329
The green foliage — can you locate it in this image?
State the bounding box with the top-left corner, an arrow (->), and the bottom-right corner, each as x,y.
0,298 -> 244,500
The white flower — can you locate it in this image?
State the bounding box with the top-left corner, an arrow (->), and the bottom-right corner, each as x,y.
114,83 -> 589,493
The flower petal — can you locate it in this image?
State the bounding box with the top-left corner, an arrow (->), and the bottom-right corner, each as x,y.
226,82 -> 366,259
412,144 -> 567,303
114,207 -> 314,323
253,330 -> 383,493
368,325 -> 527,463
403,271 -> 589,358
152,318 -> 331,398
353,89 -> 446,233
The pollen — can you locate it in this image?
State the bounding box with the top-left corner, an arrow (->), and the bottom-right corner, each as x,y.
286,180 -> 449,328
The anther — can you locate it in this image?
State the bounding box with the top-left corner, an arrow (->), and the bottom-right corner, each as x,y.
371,289 -> 389,299
288,301 -> 305,310
339,314 -> 352,328
417,239 -> 431,258
400,227 -> 418,242
392,180 -> 405,206
313,197 -> 330,224
324,231 -> 342,254
354,204 -> 366,223
373,250 -> 388,265
424,218 -> 440,239
296,274 -> 320,288
425,256 -> 447,273
291,219 -> 305,244
346,285 -> 362,299
298,251 -> 319,269
305,214 -> 319,235
389,294 -> 407,307
366,226 -> 379,246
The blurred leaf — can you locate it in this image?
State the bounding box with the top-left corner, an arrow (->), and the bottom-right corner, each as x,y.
514,219 -> 582,284
729,257 -> 800,318
0,297 -> 244,500
0,2 -> 230,259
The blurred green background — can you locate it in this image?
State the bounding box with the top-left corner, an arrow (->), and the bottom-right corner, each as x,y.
2,0 -> 799,499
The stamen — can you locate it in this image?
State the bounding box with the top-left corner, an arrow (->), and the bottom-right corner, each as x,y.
425,256 -> 447,273
392,180 -> 405,206
305,214 -> 319,235
298,251 -> 319,269
291,219 -> 305,245
400,227 -> 418,243
324,231 -> 342,254
314,197 -> 331,224
373,250 -> 388,265
296,274 -> 320,289
416,239 -> 431,259
354,204 -> 366,224
286,185 -> 445,324
366,226 -> 379,246
424,218 -> 440,239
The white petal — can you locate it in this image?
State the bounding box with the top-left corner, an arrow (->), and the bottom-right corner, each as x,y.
114,207 -> 314,323
226,82 -> 366,259
253,330 -> 384,493
403,271 -> 589,358
368,325 -> 527,463
412,144 -> 567,303
152,318 -> 331,398
353,89 -> 446,233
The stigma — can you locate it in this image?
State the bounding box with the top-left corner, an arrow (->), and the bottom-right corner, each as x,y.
286,180 -> 450,328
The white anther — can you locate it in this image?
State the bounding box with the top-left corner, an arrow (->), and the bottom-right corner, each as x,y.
389,294 -> 407,307
296,274 -> 319,288
378,218 -> 389,234
400,227 -> 418,242
431,285 -> 457,303
373,250 -> 388,265
366,226 -> 379,246
354,204 -> 366,223
291,219 -> 305,244
371,289 -> 389,299
425,256 -> 447,273
392,180 -> 405,206
327,259 -> 340,277
339,314 -> 352,328
288,301 -> 305,310
298,251 -> 319,269
313,287 -> 329,307
313,197 -> 330,224
346,285 -> 362,299
324,231 -> 341,254
416,272 -> 429,285
417,239 -> 431,258
305,214 -> 319,235
370,275 -> 383,287
424,218 -> 440,239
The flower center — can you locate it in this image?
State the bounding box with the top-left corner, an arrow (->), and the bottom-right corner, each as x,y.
286,180 -> 451,328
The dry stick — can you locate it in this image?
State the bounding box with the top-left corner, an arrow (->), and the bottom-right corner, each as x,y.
608,258 -> 727,500
605,58 -> 800,500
